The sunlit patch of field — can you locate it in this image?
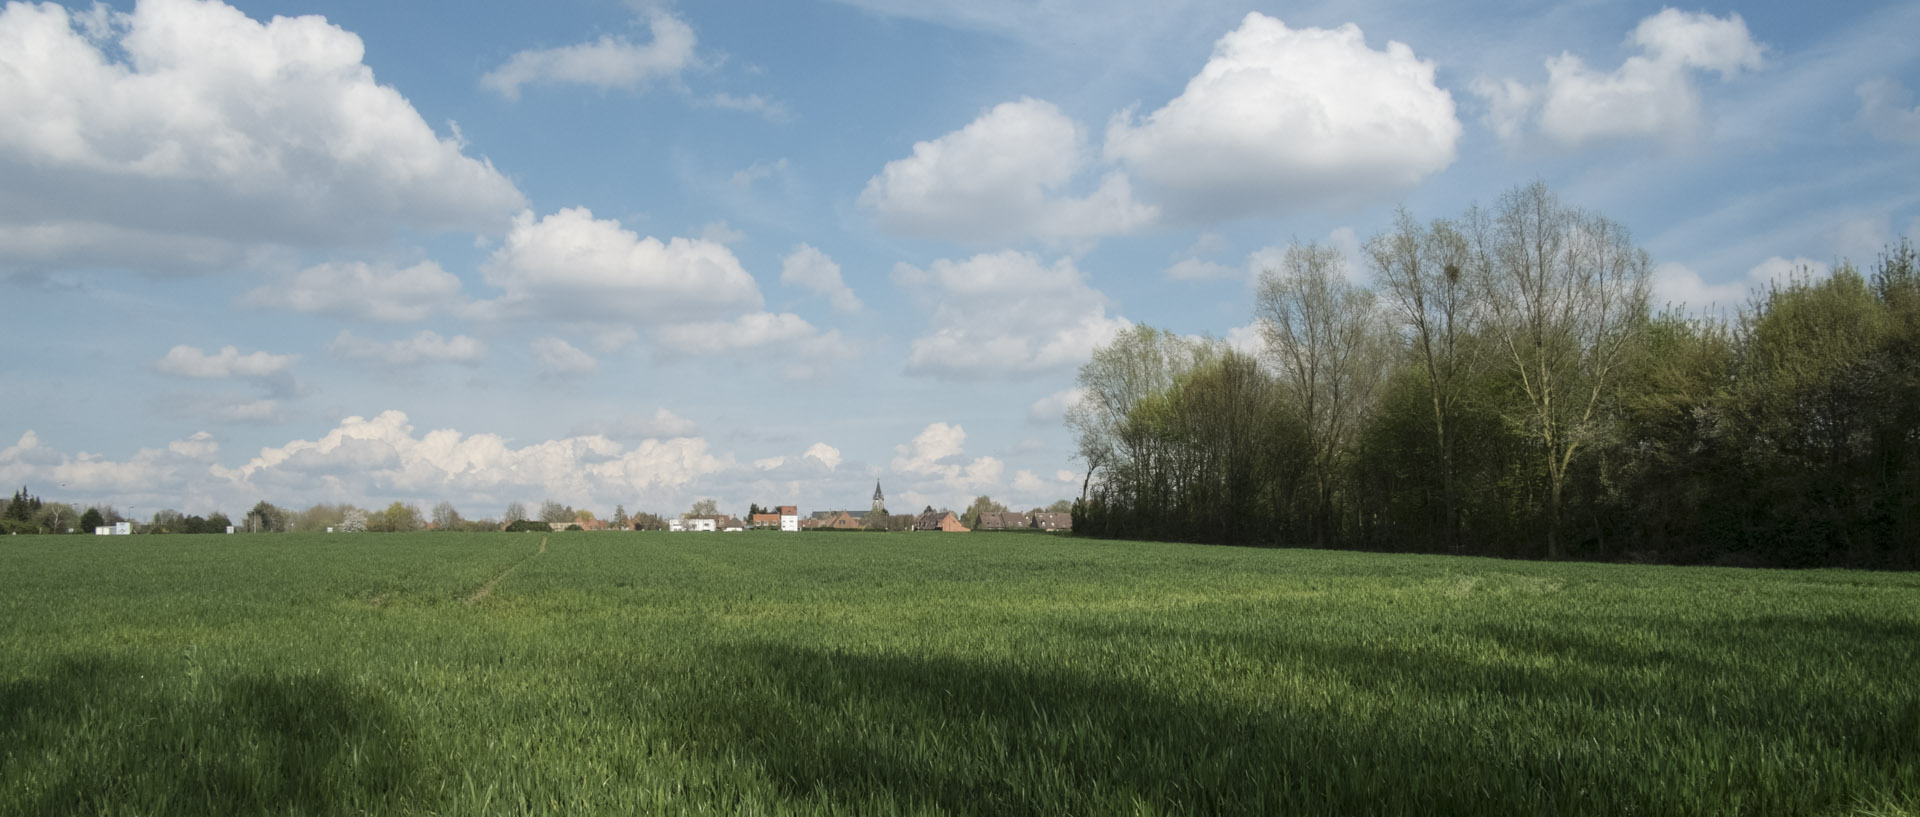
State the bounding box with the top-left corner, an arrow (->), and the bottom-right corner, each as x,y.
3,531 -> 1915,815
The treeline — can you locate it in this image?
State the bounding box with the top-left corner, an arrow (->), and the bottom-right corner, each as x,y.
4,493 -> 675,535
1071,182 -> 1920,569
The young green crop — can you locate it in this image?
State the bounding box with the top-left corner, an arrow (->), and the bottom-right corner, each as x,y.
2,531 -> 1915,815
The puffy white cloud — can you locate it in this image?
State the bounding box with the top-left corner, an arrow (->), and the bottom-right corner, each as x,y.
1027,387 -> 1087,423
157,345 -> 297,379
0,0 -> 525,271
860,98 -> 1156,242
1653,256 -> 1832,314
1858,79 -> 1920,144
1010,468 -> 1078,504
890,422 -> 1003,506
1476,9 -> 1763,148
804,442 -> 843,470
481,11 -> 697,99
0,428 -> 223,510
240,261 -> 462,322
472,207 -> 763,322
781,244 -> 863,312
1223,322 -> 1270,357
530,336 -> 599,378
1652,262 -> 1746,313
1104,13 -> 1459,219
330,330 -> 484,367
895,251 -> 1131,380
211,410 -> 733,510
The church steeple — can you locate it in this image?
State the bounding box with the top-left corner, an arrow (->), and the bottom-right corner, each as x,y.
871,481 -> 886,516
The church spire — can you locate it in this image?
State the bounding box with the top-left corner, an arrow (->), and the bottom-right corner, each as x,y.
873,481 -> 884,502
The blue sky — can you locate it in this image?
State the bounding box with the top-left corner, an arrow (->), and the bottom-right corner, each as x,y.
3,0 -> 1917,521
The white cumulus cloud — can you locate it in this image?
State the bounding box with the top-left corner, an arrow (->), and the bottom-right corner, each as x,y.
1475,8 -> 1763,148
0,0 -> 525,271
804,442 -> 843,470
481,11 -> 697,99
1653,256 -> 1832,314
781,244 -> 862,313
890,422 -> 1003,507
860,97 -> 1156,242
472,207 -> 763,322
1103,13 -> 1459,220
895,251 -> 1130,380
210,410 -> 733,511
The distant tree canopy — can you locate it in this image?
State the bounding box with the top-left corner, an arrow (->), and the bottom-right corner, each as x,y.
1073,182 -> 1919,569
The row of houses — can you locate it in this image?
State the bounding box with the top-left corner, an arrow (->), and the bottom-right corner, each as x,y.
975,511 -> 1072,531
670,505 -> 799,533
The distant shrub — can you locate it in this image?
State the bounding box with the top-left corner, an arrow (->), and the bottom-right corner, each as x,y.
503,520 -> 548,533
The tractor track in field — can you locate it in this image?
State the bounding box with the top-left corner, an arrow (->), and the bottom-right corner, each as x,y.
466,535 -> 546,605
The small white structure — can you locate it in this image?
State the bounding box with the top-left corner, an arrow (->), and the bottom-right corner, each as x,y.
780,513 -> 798,532
94,522 -> 132,536
669,518 -> 685,532
94,526 -> 112,536
687,517 -> 716,532
225,526 -> 235,534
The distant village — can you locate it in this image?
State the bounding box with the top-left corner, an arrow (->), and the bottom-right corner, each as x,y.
656,483 -> 1071,534
4,481 -> 1071,537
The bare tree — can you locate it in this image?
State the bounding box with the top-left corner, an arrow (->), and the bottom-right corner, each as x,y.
1481,182 -> 1651,559
1368,207 -> 1487,548
1258,241 -> 1392,545
504,501 -> 527,523
431,501 -> 462,531
686,498 -> 719,518
539,500 -> 572,524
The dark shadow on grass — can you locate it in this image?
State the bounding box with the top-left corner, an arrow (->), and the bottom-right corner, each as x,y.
608,630 -> 1920,817
1,655 -> 418,816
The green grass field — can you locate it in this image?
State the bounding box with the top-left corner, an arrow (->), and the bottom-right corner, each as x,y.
2,531 -> 1916,816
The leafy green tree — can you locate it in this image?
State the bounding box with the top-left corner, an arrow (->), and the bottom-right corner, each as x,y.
961,496 -> 1006,530
377,502 -> 422,533
245,500 -> 287,533
149,508 -> 183,533
611,504 -> 629,529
